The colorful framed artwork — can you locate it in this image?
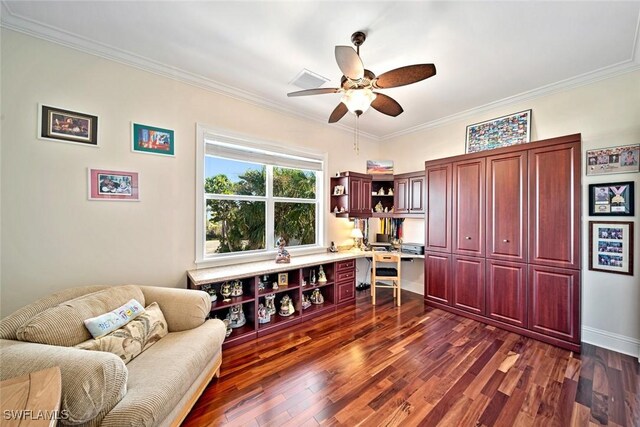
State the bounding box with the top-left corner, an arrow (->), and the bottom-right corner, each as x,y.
278,273 -> 288,287
586,144 -> 639,176
588,182 -> 634,216
88,168 -> 140,201
131,123 -> 175,156
588,221 -> 634,275
38,104 -> 98,146
465,109 -> 532,153
366,160 -> 394,175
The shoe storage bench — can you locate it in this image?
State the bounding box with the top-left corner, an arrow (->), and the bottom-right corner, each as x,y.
187,253 -> 359,348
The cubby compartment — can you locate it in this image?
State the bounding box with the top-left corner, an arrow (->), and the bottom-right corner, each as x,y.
301,263 -> 334,287
257,290 -> 301,336
209,301 -> 256,348
301,283 -> 335,319
202,277 -> 256,311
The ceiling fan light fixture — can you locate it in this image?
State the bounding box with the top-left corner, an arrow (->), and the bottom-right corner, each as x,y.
341,88 -> 377,116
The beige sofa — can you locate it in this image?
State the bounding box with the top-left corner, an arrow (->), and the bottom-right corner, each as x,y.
0,285 -> 226,427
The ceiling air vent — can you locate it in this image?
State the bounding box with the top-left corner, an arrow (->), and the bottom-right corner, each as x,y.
289,68 -> 330,90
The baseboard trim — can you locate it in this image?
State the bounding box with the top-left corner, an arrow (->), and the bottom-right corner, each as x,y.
582,326 -> 640,361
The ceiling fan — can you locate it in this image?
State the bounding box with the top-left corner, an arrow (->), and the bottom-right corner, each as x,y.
287,31 -> 436,123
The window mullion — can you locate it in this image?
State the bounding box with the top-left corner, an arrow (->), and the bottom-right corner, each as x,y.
266,165 -> 274,249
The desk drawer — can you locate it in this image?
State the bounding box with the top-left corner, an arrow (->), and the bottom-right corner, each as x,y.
336,259 -> 355,271
336,270 -> 355,282
338,281 -> 355,302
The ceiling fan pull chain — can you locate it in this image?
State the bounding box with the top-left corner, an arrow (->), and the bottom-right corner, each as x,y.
354,115 -> 360,155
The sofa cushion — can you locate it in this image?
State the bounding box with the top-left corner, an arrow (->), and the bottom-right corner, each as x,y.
16,285 -> 145,347
76,302 -> 168,364
84,299 -> 146,338
99,319 -> 226,427
0,339 -> 128,425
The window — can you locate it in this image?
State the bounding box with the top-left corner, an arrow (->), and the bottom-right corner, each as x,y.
196,126 -> 325,264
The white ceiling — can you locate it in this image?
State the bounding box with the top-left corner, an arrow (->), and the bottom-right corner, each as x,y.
2,1 -> 640,140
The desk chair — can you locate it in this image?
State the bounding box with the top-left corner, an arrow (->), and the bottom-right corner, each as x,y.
371,252 -> 402,306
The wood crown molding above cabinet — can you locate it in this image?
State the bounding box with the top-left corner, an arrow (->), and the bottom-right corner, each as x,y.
423,133 -> 582,352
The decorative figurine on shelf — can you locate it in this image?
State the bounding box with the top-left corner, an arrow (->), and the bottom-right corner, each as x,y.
329,241 -> 338,253
302,294 -> 312,310
231,280 -> 243,297
258,275 -> 268,292
226,304 -> 246,328
302,279 -> 307,287
275,237 -> 291,264
384,207 -> 388,213
388,188 -> 394,196
318,265 -> 327,283
257,303 -> 271,324
333,206 -> 339,214
207,288 -> 217,302
265,294 -> 276,315
340,206 -> 345,212
220,282 -> 232,298
279,294 -> 295,317
375,201 -> 384,212
378,187 -> 385,195
310,270 -> 316,285
310,288 -> 324,305
272,281 -> 279,290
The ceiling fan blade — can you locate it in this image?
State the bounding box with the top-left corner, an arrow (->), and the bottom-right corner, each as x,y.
328,102 -> 349,123
287,88 -> 340,97
371,93 -> 403,117
373,64 -> 436,89
335,46 -> 364,80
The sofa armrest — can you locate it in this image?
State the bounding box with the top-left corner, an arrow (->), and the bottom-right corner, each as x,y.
0,339 -> 127,425
139,286 -> 210,332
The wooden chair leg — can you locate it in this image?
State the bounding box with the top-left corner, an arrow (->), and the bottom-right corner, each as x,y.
396,280 -> 401,306
372,280 -> 376,305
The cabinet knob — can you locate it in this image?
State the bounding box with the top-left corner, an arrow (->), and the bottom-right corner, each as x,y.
465,236 -> 471,240
503,239 -> 510,243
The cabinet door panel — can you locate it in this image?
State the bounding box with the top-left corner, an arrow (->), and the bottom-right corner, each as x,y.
409,176 -> 425,214
394,178 -> 409,213
452,256 -> 485,315
486,260 -> 527,327
486,152 -> 527,262
528,265 -> 580,343
361,179 -> 372,213
453,159 -> 485,256
425,164 -> 452,252
529,142 -> 580,269
424,252 -> 451,305
350,178 -> 361,213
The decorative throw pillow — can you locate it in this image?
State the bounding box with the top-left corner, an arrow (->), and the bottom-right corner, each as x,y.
75,302 -> 168,364
84,299 -> 145,338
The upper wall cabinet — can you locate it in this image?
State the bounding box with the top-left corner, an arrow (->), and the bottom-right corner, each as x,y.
330,172 -> 372,218
394,171 -> 425,217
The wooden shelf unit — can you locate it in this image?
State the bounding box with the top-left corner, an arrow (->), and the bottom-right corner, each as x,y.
188,259 -> 357,348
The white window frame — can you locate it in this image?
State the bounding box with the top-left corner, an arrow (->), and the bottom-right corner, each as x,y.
195,124 -> 326,267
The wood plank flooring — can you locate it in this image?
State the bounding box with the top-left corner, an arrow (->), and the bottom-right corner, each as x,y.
182,290 -> 639,426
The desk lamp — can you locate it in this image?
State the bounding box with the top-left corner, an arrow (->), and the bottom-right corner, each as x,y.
350,227 -> 364,250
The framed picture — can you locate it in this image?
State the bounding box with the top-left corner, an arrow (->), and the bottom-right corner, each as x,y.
278,273 -> 288,287
589,221 -> 634,275
131,123 -> 175,156
38,104 -> 98,146
465,109 -> 532,153
88,168 -> 140,201
586,144 -> 639,176
367,160 -> 394,175
588,182 -> 634,216
333,185 -> 345,195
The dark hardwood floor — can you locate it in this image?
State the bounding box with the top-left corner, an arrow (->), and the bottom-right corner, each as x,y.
183,290 -> 639,426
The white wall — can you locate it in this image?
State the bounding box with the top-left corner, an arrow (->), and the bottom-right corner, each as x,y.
0,30 -> 379,316
387,70 -> 640,357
